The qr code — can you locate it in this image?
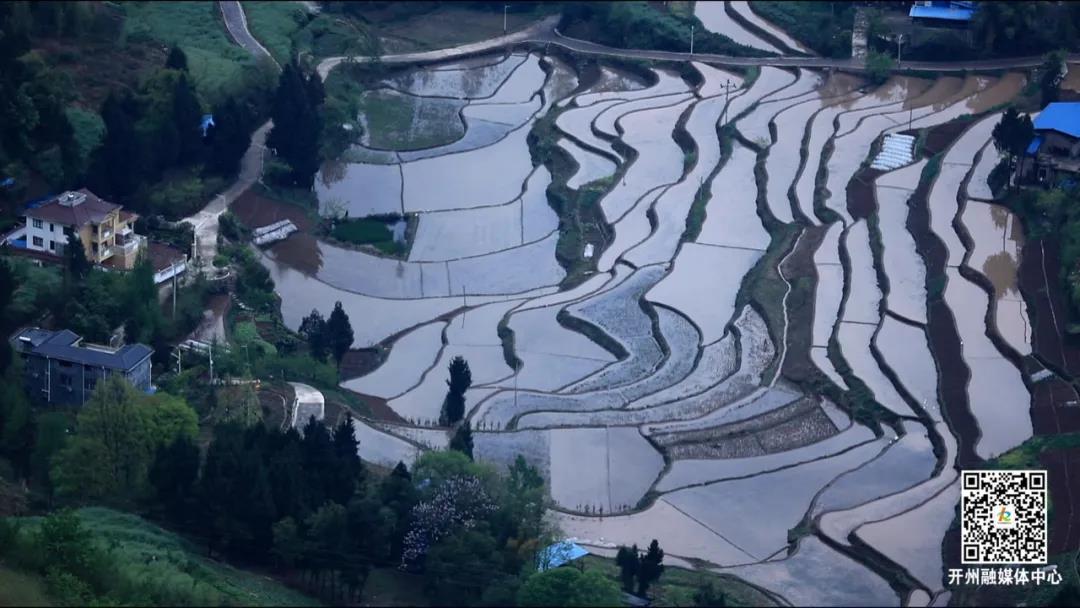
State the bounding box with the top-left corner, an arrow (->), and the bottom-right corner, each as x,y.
961,470 -> 1047,564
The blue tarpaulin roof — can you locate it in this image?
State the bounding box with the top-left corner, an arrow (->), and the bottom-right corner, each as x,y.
537,541 -> 589,571
1027,135 -> 1044,156
909,5 -> 976,21
1034,103 -> 1080,139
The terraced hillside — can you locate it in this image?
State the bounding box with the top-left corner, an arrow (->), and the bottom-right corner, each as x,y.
243,7 -> 1070,606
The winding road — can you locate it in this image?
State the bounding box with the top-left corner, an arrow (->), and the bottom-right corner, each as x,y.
317,13 -> 1076,77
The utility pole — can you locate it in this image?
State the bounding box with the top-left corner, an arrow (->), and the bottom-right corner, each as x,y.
720,81 -> 737,126
690,24 -> 695,55
504,4 -> 510,33
513,360 -> 519,411
896,34 -> 903,66
171,260 -> 177,318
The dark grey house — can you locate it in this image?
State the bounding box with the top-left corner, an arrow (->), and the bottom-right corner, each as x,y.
10,327 -> 153,406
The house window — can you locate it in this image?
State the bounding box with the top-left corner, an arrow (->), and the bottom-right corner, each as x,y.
32,219 -> 43,229
32,236 -> 43,247
49,223 -> 55,231
49,241 -> 55,252
84,376 -> 97,392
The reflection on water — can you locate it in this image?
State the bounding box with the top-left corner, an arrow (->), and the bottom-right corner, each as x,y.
903,76 -> 963,110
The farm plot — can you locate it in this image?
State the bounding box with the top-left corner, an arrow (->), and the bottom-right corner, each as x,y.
958,200 -> 1031,355
402,122 -> 535,212
647,244 -> 763,343
817,422 -> 958,547
562,265 -> 668,392
694,61 -> 745,98
876,160 -> 929,323
593,90 -> 693,139
264,254 -> 556,346
371,422 -> 450,451
655,418 -> 876,492
719,537 -> 896,607
854,483 -> 960,594
660,438 -> 885,562
728,1 -> 814,54
316,161 -> 403,218
597,189 -> 663,272
760,95 -> 841,223
735,69 -> 840,145
943,268 -> 1033,459
695,0 -> 782,53
548,427 -> 664,514
624,93 -> 734,265
573,68 -> 690,108
352,417 -> 423,468
382,52 -> 527,98
555,499 -> 756,566
558,138 -> 617,190
722,66 -> 798,124
696,142 -> 771,250
340,321 -> 446,398
555,98 -> 625,154
599,99 -> 694,223
810,420 -> 937,516
501,303 -> 617,390
966,141 -> 1001,201
874,315 -> 942,420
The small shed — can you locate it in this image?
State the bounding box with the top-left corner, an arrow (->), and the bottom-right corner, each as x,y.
536,540 -> 590,572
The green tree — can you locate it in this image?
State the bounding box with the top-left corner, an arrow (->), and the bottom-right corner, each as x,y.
449,421 -> 474,460
865,50 -> 893,85
38,509 -> 95,580
207,97 -> 253,177
267,62 -> 323,188
694,582 -> 727,607
90,91 -> 141,200
636,539 -> 665,597
299,308 -> 328,362
615,544 -> 639,593
423,528 -> 500,605
440,391 -> 466,427
51,375 -> 148,499
63,232 -> 90,280
992,108 -> 1034,188
518,567 -> 622,607
149,434 -> 200,524
165,45 -> 188,71
1040,50 -> 1066,104
0,260 -> 14,372
30,412 -> 69,505
326,301 -> 354,368
330,415 -> 363,504
172,73 -> 204,166
447,355 -> 472,397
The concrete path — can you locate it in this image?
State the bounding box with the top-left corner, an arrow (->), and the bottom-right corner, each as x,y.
182,121 -> 271,269
289,382 -> 326,430
219,0 -> 278,66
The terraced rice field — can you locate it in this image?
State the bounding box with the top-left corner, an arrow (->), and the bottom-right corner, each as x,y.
267,22 -> 1046,603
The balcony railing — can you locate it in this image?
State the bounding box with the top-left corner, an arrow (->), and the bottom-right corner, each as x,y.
118,234 -> 145,254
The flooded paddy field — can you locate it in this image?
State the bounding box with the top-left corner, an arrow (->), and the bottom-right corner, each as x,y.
258,42 -> 1052,605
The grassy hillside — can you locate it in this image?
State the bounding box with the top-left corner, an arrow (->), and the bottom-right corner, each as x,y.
2,507 -> 319,607
0,565 -> 52,606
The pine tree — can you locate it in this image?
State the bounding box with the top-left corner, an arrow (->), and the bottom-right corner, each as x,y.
165,45 -> 188,71
326,301 -> 354,368
441,391 -> 466,426
446,356 -> 472,397
93,91 -> 141,199
0,261 -> 13,373
172,73 -> 204,166
64,232 -> 90,280
449,422 -> 474,460
207,97 -> 252,176
267,62 -> 323,188
636,539 -> 665,597
615,544 -> 639,593
300,415 -> 334,508
299,309 -> 328,362
330,415 -> 363,504
149,434 -> 200,524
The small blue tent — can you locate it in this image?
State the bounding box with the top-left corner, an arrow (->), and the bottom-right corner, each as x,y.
536,540 -> 590,572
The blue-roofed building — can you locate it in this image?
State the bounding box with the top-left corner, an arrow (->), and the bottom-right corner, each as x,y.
909,1 -> 977,26
11,327 -> 153,406
536,540 -> 590,572
1021,102 -> 1080,183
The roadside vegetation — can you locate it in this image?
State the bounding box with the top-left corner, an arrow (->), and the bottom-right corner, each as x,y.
560,1 -> 773,58
750,1 -> 854,58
